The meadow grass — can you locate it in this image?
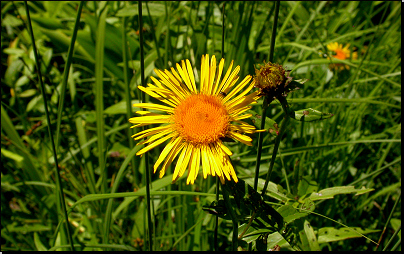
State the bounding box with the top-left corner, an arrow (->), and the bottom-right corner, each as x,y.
1,1 -> 401,251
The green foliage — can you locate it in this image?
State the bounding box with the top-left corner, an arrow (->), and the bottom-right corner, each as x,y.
1,0 -> 401,251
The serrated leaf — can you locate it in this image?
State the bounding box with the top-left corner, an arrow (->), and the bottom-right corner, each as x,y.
292,108 -> 333,122
317,227 -> 380,243
309,186 -> 374,201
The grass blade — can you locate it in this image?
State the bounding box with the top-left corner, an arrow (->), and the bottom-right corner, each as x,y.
23,1 -> 74,251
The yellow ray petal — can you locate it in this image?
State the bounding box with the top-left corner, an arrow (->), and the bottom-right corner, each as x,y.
221,65 -> 240,92
216,60 -> 234,94
201,145 -> 211,178
159,141 -> 186,178
186,59 -> 197,93
154,137 -> 182,173
222,75 -> 252,103
187,145 -> 200,184
132,103 -> 174,113
132,125 -> 172,140
136,132 -> 176,156
208,55 -> 216,95
172,143 -> 192,182
213,58 -> 225,95
217,140 -> 232,156
228,131 -> 253,146
129,115 -> 171,124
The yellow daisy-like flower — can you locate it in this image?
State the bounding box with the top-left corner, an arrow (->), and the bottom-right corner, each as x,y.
129,54 -> 261,185
326,42 -> 358,71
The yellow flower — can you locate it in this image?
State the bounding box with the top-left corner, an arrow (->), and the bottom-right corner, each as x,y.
326,42 -> 358,71
129,54 -> 261,184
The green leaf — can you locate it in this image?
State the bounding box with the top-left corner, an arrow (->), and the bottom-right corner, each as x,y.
246,109 -> 279,135
1,148 -> 24,163
304,220 -> 320,251
19,88 -> 37,98
309,186 -> 374,201
116,3 -> 166,17
291,108 -> 334,122
104,100 -> 141,115
6,222 -> 51,233
317,227 -> 380,243
34,232 -> 48,251
277,205 -> 309,224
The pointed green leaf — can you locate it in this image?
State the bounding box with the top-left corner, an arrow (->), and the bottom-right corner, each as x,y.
291,108 -> 333,122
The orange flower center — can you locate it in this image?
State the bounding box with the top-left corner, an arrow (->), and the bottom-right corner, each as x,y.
334,49 -> 348,60
173,94 -> 229,145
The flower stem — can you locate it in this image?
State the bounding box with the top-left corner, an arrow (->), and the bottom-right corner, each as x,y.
221,182 -> 238,251
253,0 -> 280,191
261,96 -> 291,195
138,1 -> 153,251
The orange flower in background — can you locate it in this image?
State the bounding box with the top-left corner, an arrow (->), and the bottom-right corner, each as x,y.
129,54 -> 261,184
326,42 -> 358,71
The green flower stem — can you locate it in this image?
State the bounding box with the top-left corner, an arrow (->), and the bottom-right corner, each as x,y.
254,1 -> 280,192
221,182 -> 238,251
253,96 -> 269,191
261,95 -> 291,195
267,1 -> 280,63
23,1 -> 74,251
138,1 -> 153,251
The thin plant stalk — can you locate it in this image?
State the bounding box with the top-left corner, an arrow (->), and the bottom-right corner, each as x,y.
377,191 -> 401,251
138,1 -> 153,251
253,0 -> 280,191
55,1 -> 84,152
262,96 -> 290,195
221,182 -> 238,251
121,15 -> 139,188
214,3 -> 226,251
23,1 -> 74,251
145,2 -> 163,68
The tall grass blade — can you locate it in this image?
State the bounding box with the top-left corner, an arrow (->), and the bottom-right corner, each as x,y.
23,1 -> 74,251
95,6 -> 108,198
55,1 -> 84,152
138,1 -> 153,251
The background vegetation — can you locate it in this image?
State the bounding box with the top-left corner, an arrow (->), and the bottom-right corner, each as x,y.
1,1 -> 401,251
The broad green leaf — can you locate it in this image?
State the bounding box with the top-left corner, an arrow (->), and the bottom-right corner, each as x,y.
304,220 -> 320,251
309,186 -> 374,201
7,222 -> 51,233
1,148 -> 24,162
317,227 -> 380,243
116,3 -> 166,17
104,100 -> 142,115
34,232 -> 48,251
245,178 -> 289,202
247,109 -> 278,135
277,205 -> 309,224
291,108 -> 334,122
30,15 -> 64,30
19,88 -> 37,98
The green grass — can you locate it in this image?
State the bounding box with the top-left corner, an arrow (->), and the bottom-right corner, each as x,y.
1,1 -> 401,251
